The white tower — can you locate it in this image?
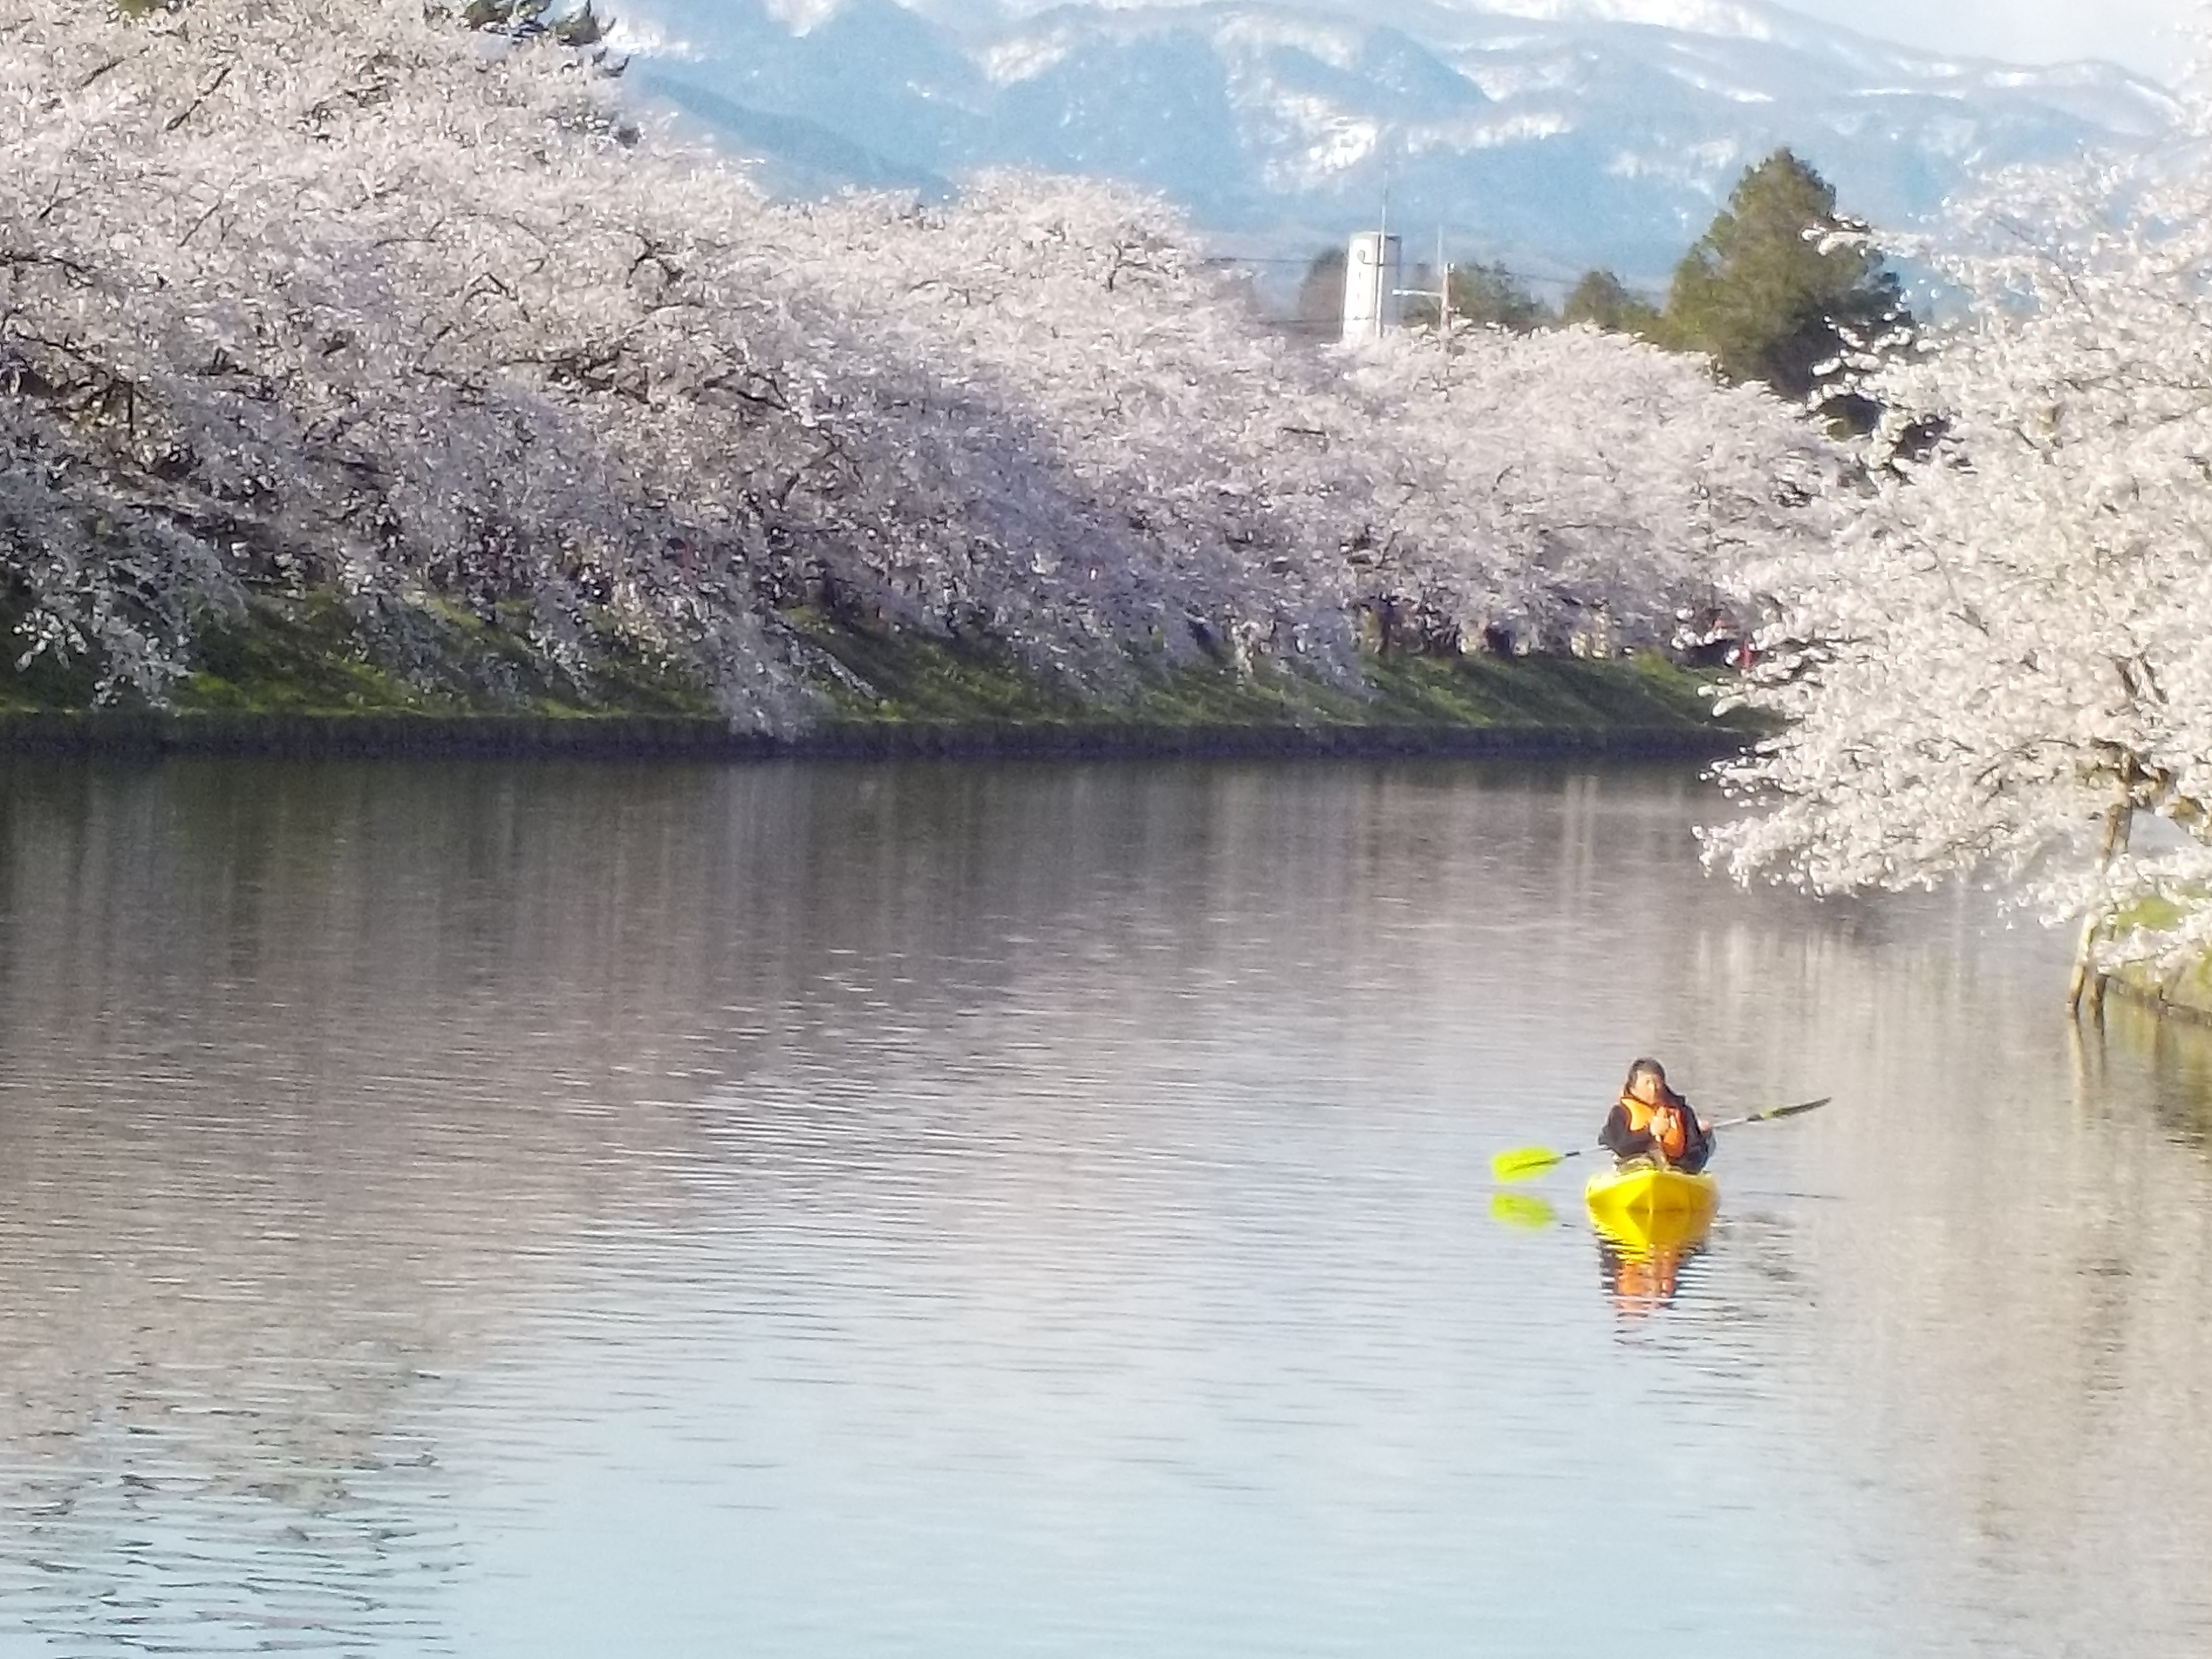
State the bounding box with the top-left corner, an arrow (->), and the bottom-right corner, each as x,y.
1339,231 -> 1403,343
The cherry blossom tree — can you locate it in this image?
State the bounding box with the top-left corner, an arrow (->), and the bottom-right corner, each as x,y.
2,0 -> 1833,720
1702,34 -> 2212,1009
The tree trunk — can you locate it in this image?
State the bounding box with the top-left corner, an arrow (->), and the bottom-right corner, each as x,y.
2068,797 -> 2135,1016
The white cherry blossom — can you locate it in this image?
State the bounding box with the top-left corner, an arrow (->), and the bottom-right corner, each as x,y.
1703,21 -> 2212,1006
2,0 -> 1833,720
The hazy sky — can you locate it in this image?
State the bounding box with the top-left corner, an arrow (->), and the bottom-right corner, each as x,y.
1784,0 -> 2192,80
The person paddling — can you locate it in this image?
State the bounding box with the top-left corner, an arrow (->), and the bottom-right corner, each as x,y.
1599,1057 -> 1715,1174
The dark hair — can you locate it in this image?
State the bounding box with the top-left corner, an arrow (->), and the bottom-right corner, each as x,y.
1623,1057 -> 1667,1094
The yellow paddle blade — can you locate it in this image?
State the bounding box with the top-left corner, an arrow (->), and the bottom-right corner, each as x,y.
1490,1145 -> 1568,1183
1489,1191 -> 1558,1230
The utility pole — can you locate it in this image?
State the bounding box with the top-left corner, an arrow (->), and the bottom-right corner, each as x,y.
1391,224 -> 1454,342
1375,186 -> 1390,341
1437,225 -> 1453,343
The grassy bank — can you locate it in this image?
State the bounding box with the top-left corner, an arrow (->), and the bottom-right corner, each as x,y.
2102,897 -> 2212,1025
2109,960 -> 2212,1025
0,591 -> 1758,759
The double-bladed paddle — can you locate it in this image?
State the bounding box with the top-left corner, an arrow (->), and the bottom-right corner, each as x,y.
1489,1096 -> 1832,1184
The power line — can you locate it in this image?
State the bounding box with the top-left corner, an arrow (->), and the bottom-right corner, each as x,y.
1196,252 -> 1645,297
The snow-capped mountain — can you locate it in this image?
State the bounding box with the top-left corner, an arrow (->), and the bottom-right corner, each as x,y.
611,0 -> 2176,289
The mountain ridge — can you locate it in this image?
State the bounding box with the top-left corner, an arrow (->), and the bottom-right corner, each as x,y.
613,0 -> 2176,288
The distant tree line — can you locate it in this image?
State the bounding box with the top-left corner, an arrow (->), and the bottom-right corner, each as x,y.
1296,149 -> 1914,430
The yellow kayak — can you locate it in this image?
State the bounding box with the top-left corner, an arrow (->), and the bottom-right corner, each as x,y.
1585,1165 -> 1719,1252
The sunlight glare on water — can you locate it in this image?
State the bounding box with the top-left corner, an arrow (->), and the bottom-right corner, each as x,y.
0,757 -> 2207,1657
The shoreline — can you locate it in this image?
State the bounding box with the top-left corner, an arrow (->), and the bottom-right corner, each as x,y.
0,710 -> 1749,764
2107,965 -> 2212,1028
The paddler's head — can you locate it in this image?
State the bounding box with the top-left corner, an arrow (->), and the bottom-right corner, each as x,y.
1624,1058 -> 1668,1106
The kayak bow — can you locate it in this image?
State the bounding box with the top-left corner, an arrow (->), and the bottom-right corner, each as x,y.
1584,1163 -> 1719,1223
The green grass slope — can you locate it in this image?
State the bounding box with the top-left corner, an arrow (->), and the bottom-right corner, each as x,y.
0,589 -> 1757,757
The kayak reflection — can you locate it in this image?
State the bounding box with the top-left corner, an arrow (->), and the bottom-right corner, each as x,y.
1591,1209 -> 1713,1317
1586,1166 -> 1718,1318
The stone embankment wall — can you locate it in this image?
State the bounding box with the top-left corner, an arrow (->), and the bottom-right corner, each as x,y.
2109,958 -> 2212,1025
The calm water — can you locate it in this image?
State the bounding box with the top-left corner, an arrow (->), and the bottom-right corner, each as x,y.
0,757 -> 2208,1658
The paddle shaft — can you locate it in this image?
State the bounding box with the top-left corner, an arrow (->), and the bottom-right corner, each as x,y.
1704,1096 -> 1831,1133
1491,1096 -> 1831,1181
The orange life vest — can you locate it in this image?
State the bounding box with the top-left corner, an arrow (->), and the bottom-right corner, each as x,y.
1619,1091 -> 1690,1161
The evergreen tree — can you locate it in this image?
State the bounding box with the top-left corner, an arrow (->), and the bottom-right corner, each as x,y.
1403,261 -> 1553,333
1663,149 -> 1912,427
1561,269 -> 1660,337
1293,246 -> 1346,341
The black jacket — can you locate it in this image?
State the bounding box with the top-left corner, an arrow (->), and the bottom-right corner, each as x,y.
1599,1096 -> 1714,1174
